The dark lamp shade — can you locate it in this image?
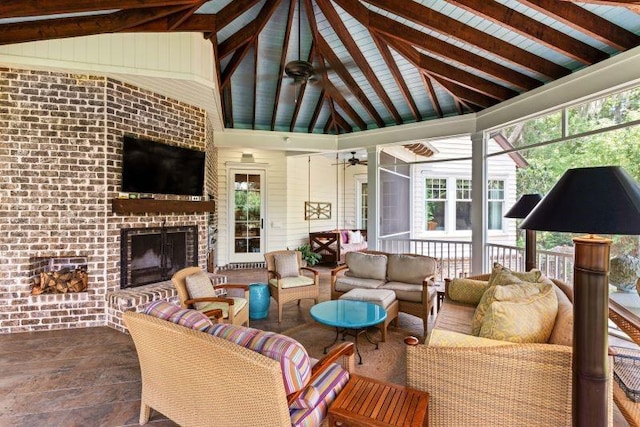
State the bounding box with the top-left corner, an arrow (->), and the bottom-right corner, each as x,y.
520,166 -> 640,235
504,194 -> 542,219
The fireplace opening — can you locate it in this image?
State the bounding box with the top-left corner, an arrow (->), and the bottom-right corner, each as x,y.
121,226 -> 198,289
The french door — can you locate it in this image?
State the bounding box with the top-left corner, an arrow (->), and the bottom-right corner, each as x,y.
229,169 -> 265,263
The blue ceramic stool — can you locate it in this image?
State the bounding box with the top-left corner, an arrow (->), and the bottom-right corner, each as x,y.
249,283 -> 270,320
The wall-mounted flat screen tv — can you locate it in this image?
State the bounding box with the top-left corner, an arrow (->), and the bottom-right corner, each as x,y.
121,135 -> 205,196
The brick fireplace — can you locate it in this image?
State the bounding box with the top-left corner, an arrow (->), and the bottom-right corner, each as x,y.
0,67 -> 217,334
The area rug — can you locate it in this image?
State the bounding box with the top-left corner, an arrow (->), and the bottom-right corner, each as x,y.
283,322 -> 409,385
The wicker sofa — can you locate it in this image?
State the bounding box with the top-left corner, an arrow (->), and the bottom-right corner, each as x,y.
330,251 -> 438,338
405,271 -> 614,426
124,301 -> 355,427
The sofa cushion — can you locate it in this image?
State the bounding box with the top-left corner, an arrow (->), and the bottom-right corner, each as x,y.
275,252 -> 299,278
432,300 -> 475,335
203,322 -> 262,346
143,300 -> 213,331
185,271 -> 215,310
290,385 -> 321,409
448,278 -> 491,305
339,288 -> 396,310
247,331 -> 312,395
335,276 -> 385,292
289,362 -> 349,427
471,281 -> 541,335
479,282 -> 558,343
344,252 -> 387,280
428,329 -> 516,347
387,254 -> 436,285
198,297 -> 247,319
381,281 -> 434,303
548,284 -> 573,346
269,276 -> 315,289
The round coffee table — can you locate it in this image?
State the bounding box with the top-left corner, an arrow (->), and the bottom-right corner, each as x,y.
310,300 -> 387,364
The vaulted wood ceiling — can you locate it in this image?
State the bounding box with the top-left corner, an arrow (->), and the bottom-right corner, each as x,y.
1,1 -> 639,134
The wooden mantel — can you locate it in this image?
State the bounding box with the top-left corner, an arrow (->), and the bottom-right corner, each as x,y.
111,198 -> 215,214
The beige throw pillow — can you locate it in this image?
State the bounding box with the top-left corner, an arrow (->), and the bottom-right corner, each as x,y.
487,263 -> 542,287
479,282 -> 558,343
471,281 -> 540,335
185,271 -> 215,310
274,252 -> 299,278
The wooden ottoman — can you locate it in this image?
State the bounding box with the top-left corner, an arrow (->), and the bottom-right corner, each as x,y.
339,288 -> 398,342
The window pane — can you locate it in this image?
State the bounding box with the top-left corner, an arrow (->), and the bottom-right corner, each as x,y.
488,201 -> 502,230
488,180 -> 504,230
455,179 -> 472,230
426,178 -> 447,231
568,86 -> 640,135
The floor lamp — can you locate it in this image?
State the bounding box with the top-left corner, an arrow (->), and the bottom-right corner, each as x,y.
504,193 -> 542,271
520,166 -> 640,427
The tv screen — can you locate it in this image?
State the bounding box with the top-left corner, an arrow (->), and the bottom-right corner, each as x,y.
121,136 -> 205,196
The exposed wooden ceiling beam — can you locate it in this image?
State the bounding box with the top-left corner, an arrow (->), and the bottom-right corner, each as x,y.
167,0 -> 206,30
315,0 -> 402,125
324,80 -> 368,131
383,35 -> 517,102
308,89 -> 326,133
371,34 -> 421,122
334,0 -> 541,92
252,42 -> 258,130
447,0 -> 608,65
217,0 -> 282,59
334,110 -> 353,133
0,5 -> 191,45
421,74 -> 443,119
220,41 -> 252,89
365,0 -> 570,80
521,0 -> 640,50
0,0 -> 198,19
428,73 -> 499,109
215,0 -> 262,31
222,83 -> 234,128
558,0 -> 640,14
126,14 -> 215,32
304,0 -> 384,128
271,0 -> 297,131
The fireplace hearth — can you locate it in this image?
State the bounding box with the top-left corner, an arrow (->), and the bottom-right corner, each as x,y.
120,226 -> 198,289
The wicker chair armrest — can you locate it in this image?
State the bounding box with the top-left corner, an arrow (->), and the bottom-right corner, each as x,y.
331,264 -> 349,276
286,342 -> 355,406
300,266 -> 319,276
215,283 -> 249,291
185,297 -> 234,305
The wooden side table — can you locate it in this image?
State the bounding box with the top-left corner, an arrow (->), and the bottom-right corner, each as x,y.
328,374 -> 429,426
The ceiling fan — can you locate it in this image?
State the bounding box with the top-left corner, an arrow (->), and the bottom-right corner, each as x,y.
284,0 -> 317,86
347,152 -> 367,167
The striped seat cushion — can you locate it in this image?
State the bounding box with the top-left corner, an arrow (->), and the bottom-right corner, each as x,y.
204,323 -> 263,347
290,362 -> 350,427
143,300 -> 213,331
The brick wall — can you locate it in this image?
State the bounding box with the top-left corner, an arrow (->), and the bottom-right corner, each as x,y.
0,68 -> 216,333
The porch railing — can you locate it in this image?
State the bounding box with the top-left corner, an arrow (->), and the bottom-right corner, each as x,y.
377,238 -> 574,283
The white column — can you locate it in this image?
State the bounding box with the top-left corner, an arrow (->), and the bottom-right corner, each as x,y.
366,147 -> 379,250
471,132 -> 487,275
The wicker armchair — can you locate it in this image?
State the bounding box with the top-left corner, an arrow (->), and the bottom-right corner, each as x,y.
124,309 -> 355,426
264,250 -> 319,323
172,266 -> 250,327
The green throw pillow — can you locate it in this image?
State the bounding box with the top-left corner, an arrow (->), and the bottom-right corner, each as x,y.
448,278 -> 491,305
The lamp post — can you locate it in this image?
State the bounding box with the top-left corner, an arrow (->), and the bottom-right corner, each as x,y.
505,193 -> 542,271
520,166 -> 640,426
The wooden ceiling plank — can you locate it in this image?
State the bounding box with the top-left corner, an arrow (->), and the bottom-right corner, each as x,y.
335,0 -> 540,92
420,73 -> 443,118
252,41 -> 258,130
0,5 -> 190,45
218,0 -> 282,59
0,0 -> 198,19
371,34 -> 421,122
568,1 -> 640,14
308,89 -> 326,133
522,0 -> 640,50
383,35 -> 516,102
271,0 -> 297,131
334,111 -> 353,133
447,0 -> 607,65
220,42 -> 252,88
324,80 -> 367,130
365,0 -> 570,80
215,0 -> 262,31
323,116 -> 334,134
315,0 -> 402,125
303,0 -> 384,128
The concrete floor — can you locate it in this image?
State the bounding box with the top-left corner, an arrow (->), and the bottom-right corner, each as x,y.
0,265 -> 631,426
